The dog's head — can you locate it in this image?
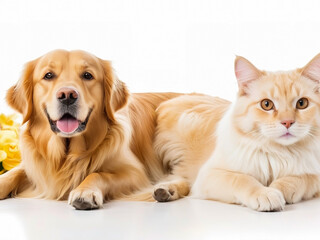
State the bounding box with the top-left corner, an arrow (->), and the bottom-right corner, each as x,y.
7,50 -> 129,137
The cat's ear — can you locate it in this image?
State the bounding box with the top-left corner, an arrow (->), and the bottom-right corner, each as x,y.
234,56 -> 262,93
301,53 -> 320,83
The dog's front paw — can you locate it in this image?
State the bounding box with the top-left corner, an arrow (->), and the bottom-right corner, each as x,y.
153,184 -> 178,202
0,176 -> 13,200
68,188 -> 104,210
246,187 -> 285,212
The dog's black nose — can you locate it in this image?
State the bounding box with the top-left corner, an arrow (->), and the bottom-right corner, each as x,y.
56,87 -> 79,105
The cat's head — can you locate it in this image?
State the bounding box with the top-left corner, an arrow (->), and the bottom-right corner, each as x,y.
232,54 -> 320,146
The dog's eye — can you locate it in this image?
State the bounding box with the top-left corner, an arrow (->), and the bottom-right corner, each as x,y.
43,72 -> 55,80
82,72 -> 94,80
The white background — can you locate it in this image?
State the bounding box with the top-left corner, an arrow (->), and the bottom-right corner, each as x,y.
1,2 -> 320,239
1,0 -> 320,115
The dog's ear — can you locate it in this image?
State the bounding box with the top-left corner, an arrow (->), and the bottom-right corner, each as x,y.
100,60 -> 129,122
6,60 -> 37,124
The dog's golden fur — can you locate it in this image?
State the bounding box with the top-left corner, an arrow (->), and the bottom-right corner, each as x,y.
0,50 -> 179,209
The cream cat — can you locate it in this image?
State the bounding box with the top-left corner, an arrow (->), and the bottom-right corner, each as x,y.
152,54 -> 320,211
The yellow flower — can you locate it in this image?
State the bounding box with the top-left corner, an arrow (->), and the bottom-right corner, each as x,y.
0,150 -> 7,161
0,114 -> 21,174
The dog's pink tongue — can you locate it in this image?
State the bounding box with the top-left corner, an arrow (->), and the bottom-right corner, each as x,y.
57,117 -> 79,133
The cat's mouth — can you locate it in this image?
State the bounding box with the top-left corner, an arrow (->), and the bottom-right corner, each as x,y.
280,132 -> 295,139
274,131 -> 299,146
280,132 -> 294,138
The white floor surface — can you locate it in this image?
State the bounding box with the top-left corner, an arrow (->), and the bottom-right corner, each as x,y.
0,197 -> 319,240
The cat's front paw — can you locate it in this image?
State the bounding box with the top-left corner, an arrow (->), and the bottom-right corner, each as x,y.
246,187 -> 285,212
68,188 -> 104,210
270,180 -> 303,204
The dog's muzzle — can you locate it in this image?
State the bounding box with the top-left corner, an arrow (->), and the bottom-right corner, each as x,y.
45,87 -> 92,136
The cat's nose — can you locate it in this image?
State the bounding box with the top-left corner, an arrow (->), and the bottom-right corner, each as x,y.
281,120 -> 295,129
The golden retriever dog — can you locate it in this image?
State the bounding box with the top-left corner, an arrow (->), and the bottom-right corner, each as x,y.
0,49 -> 179,210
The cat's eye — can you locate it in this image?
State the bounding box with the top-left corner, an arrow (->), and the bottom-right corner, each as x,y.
296,98 -> 309,109
260,99 -> 274,111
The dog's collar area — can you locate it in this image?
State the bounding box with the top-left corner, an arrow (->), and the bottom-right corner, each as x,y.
44,108 -> 92,137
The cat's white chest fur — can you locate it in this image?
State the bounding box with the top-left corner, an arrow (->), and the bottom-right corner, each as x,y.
205,107 -> 320,186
